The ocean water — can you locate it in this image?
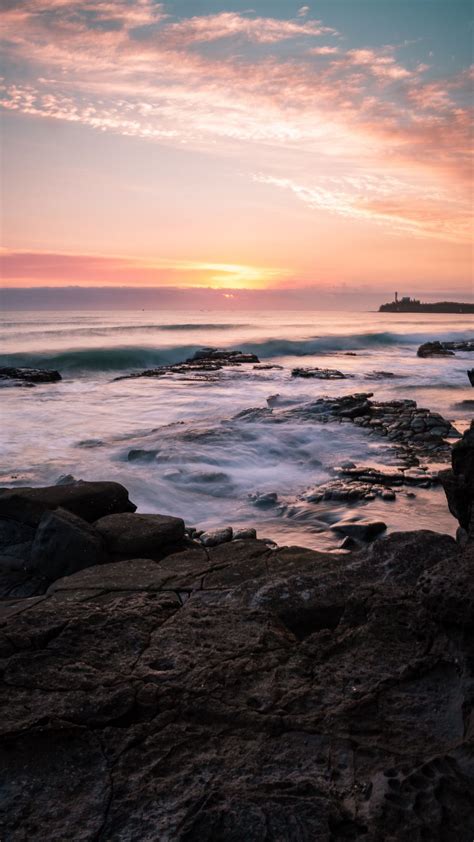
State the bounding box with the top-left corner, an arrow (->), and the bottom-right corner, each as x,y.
1,310 -> 472,549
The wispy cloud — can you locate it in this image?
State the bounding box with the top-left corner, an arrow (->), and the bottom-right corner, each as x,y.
1,0 -> 472,245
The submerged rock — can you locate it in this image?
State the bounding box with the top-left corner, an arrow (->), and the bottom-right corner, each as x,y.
330,518 -> 387,540
292,366 -> 347,379
417,339 -> 474,358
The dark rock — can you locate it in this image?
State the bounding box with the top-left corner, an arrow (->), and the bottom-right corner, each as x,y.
186,348 -> 259,365
28,507 -> 107,580
233,528 -> 257,540
292,366 -> 347,379
0,518 -> 35,562
1,481 -> 473,840
330,518 -> 387,540
200,527 -> 233,547
0,480 -> 137,526
417,341 -> 456,358
468,369 -> 474,387
94,512 -> 185,557
440,420 -> 474,540
0,366 -> 61,383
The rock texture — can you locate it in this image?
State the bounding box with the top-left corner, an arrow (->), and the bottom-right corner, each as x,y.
95,512 -> 185,557
0,537 -> 471,839
0,486 -> 473,841
440,420 -> 474,542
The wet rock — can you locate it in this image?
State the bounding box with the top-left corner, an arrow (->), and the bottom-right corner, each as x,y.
292,367 -> 347,379
0,366 -> 62,383
29,508 -> 107,580
253,364 -> 283,370
439,420 -> 474,541
94,512 -> 185,557
233,528 -> 257,540
0,480 -> 136,526
249,491 -> 279,508
468,369 -> 474,387
330,518 -> 387,540
127,449 -> 158,462
364,370 -> 401,380
417,341 -> 456,358
187,348 -> 259,365
200,526 -> 233,547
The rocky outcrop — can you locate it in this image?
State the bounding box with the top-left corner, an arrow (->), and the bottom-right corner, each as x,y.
0,479 -> 136,526
468,368 -> 474,386
439,420 -> 474,543
0,366 -> 62,385
292,366 -> 347,379
0,508 -> 472,841
417,339 -> 474,357
239,393 -> 458,459
116,348 -> 260,381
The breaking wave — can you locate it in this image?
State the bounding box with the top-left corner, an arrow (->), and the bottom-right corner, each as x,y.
1,330 -> 471,374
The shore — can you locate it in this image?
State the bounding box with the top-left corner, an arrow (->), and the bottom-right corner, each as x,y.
0,422 -> 473,840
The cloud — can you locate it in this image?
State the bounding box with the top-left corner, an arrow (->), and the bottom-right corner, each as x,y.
0,250 -> 285,288
0,1 -> 472,245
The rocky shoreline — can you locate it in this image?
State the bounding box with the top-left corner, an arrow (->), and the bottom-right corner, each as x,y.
0,424 -> 473,840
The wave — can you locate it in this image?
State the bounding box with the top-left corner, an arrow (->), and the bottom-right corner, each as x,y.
1,330 -> 472,374
0,322 -> 246,338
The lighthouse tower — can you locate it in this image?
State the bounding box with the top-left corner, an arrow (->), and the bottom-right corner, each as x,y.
395,291 -> 398,303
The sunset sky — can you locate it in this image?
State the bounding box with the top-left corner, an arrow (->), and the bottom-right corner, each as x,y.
1,0 -> 473,304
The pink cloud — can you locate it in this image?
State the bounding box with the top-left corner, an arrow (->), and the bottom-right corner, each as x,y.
1,2 -> 472,244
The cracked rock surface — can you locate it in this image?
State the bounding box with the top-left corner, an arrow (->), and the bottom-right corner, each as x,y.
1,520 -> 473,840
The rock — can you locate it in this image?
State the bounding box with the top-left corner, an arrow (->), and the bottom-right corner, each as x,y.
439,420 -> 474,541
94,512 -> 185,557
468,369 -> 474,387
0,366 -> 62,383
330,518 -> 387,540
28,507 -> 107,580
186,348 -> 259,364
417,341 -> 456,358
0,518 -> 35,562
381,489 -> 396,501
249,491 -> 279,508
55,474 -> 77,486
292,367 -> 347,379
0,480 -> 137,526
0,518 -> 473,839
200,527 -> 233,547
233,528 -> 257,540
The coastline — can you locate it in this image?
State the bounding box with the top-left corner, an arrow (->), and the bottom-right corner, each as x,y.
0,421 -> 473,839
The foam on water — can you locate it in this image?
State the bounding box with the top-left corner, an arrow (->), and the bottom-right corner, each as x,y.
1,309 -> 472,548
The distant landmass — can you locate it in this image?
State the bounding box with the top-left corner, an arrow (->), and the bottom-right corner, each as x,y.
379,295 -> 474,314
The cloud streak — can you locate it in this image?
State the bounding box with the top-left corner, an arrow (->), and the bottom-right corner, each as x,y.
1,0 -> 472,246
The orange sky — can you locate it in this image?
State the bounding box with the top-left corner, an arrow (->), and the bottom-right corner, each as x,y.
1,1 -> 473,299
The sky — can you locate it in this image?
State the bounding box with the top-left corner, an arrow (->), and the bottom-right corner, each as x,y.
1,0 -> 473,307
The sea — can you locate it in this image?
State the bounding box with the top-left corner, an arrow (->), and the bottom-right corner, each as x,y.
1,310 -> 472,549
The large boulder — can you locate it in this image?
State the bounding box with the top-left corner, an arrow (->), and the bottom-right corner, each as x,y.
0,480 -> 136,526
439,420 -> 474,542
94,512 -> 185,557
28,508 -> 107,580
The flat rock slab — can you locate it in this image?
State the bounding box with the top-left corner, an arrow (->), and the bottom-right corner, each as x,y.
0,366 -> 61,383
0,480 -> 136,526
94,512 -> 185,556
